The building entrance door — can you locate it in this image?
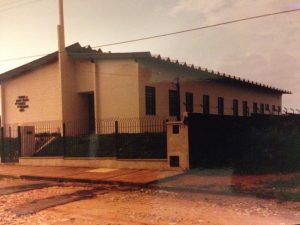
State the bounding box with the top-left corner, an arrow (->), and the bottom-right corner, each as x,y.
88,94 -> 95,133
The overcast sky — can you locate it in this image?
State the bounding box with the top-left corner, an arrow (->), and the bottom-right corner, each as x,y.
0,0 -> 299,109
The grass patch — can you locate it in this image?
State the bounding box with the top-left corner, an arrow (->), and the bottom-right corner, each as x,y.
277,191 -> 300,202
265,176 -> 300,188
243,175 -> 300,202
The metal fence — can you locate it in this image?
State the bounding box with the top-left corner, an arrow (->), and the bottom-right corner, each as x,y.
0,125 -> 21,163
0,117 -> 168,161
64,118 -> 167,159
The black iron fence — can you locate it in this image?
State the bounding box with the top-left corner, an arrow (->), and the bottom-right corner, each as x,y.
114,118 -> 167,159
0,117 -> 168,161
63,118 -> 167,159
0,125 -> 20,163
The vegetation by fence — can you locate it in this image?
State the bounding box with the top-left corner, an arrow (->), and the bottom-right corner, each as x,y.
188,113 -> 300,174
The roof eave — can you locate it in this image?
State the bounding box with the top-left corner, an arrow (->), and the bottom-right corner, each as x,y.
142,55 -> 292,95
0,52 -> 58,82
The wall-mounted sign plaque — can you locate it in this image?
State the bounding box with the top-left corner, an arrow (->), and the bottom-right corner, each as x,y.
15,96 -> 29,112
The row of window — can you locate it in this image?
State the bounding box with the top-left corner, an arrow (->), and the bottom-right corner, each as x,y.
145,86 -> 281,116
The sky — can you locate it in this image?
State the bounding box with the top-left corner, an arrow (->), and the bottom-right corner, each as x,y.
0,0 -> 299,110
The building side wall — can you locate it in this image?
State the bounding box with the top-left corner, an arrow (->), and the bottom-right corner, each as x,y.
2,62 -> 61,125
61,58 -> 90,132
75,61 -> 95,93
95,59 -> 140,119
138,61 -> 282,118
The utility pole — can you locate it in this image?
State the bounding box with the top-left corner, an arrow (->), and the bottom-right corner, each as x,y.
58,0 -> 67,137
58,0 -> 65,51
175,77 -> 181,121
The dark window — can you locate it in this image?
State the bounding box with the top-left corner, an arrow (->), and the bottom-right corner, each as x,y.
272,105 -> 276,112
88,94 -> 95,133
253,102 -> 258,114
203,95 -> 210,114
242,101 -> 248,117
217,97 -> 224,115
185,92 -> 194,112
265,104 -> 270,112
260,103 -> 265,114
169,90 -> 178,116
145,86 -> 156,115
172,125 -> 179,134
278,106 -> 281,114
233,99 -> 239,116
169,156 -> 180,167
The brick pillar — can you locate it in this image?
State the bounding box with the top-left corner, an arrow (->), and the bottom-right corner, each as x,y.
166,121 -> 189,170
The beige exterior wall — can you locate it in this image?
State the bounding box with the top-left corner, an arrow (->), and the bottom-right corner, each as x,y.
1,56 -> 283,134
1,61 -> 61,125
138,60 -> 282,118
1,58 -> 141,135
75,61 -> 95,93
95,59 -> 140,119
138,62 -> 176,119
61,57 -> 89,126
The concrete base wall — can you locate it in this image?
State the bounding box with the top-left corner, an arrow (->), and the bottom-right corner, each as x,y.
19,157 -> 177,170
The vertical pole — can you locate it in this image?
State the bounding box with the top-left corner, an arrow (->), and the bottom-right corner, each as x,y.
163,120 -> 166,133
58,0 -> 66,127
8,126 -> 11,162
94,63 -> 99,134
0,83 -> 6,132
115,121 -> 119,157
1,127 -> 4,163
63,122 -> 66,157
17,126 -> 21,158
175,78 -> 181,121
58,0 -> 65,50
163,120 -> 167,158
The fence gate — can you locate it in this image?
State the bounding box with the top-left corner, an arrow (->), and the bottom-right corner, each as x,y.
1,126 -> 21,163
188,113 -> 246,169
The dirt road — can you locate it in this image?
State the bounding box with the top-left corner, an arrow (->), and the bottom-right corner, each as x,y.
0,176 -> 299,225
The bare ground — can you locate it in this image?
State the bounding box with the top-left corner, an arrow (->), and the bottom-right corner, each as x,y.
14,188 -> 300,225
0,171 -> 300,225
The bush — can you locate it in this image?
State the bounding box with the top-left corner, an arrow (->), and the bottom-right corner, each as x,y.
234,117 -> 300,174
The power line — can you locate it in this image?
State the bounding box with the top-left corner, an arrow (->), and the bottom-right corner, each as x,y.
0,0 -> 43,12
92,8 -> 300,48
0,0 -> 40,9
0,53 -> 48,63
0,8 -> 299,63
0,0 -> 24,8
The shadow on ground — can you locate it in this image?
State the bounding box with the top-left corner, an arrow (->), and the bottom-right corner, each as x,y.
155,168 -> 300,203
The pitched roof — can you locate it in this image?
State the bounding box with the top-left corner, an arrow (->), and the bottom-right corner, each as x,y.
0,43 -> 291,94
0,43 -> 78,81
